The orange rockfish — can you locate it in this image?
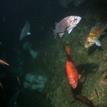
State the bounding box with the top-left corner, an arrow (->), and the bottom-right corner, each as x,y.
65,46 -> 79,89
84,23 -> 107,48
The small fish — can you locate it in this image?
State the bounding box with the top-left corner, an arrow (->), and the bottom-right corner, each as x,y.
54,16 -> 82,37
65,46 -> 79,89
0,82 -> 4,89
0,59 -> 9,66
84,23 -> 107,48
19,21 -> 31,40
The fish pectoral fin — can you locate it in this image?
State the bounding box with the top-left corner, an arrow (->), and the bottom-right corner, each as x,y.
68,29 -> 73,34
67,27 -> 73,34
95,39 -> 101,47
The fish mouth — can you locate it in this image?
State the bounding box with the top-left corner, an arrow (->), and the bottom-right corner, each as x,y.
71,80 -> 78,89
72,83 -> 78,89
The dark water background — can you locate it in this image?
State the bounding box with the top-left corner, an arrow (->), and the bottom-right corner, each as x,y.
0,0 -> 107,107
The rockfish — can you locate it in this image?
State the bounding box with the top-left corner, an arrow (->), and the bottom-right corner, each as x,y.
65,46 -> 79,89
84,23 -> 107,48
54,16 -> 82,37
0,59 -> 9,66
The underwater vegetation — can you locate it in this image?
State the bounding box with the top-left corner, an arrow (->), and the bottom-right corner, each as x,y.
10,12 -> 106,107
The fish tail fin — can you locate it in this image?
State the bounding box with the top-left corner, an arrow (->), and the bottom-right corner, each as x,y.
65,46 -> 71,60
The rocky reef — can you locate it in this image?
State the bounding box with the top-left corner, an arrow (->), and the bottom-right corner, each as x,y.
40,9 -> 107,107
1,0 -> 107,107
13,9 -> 107,107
